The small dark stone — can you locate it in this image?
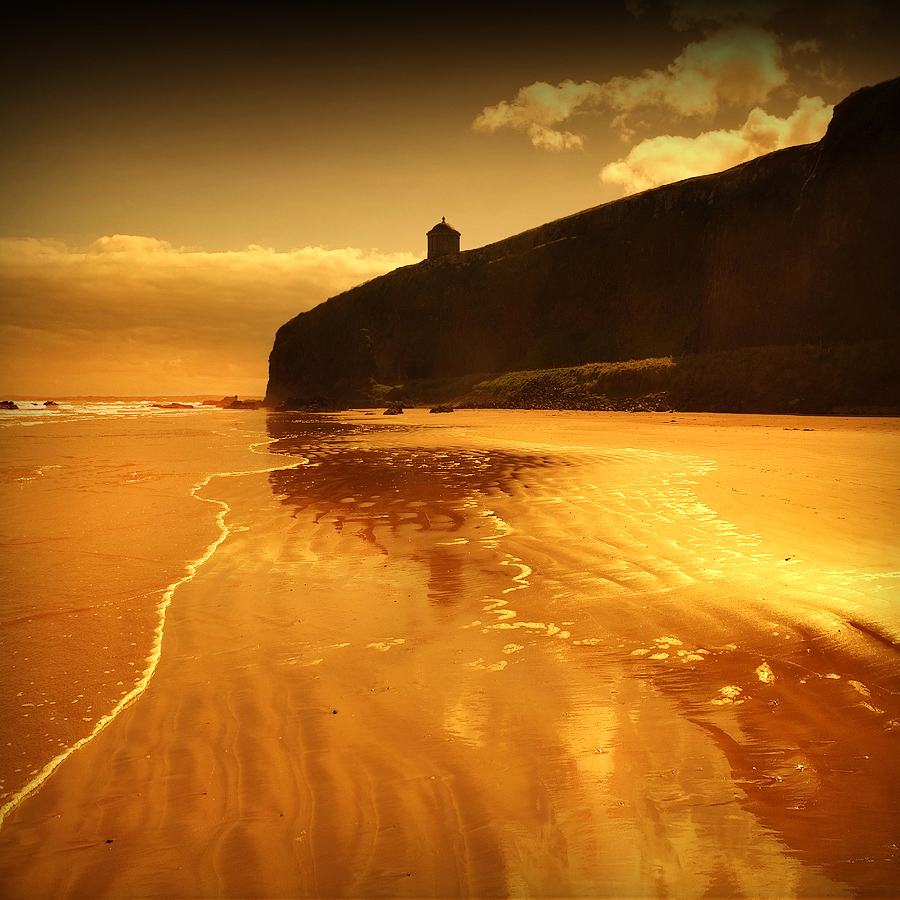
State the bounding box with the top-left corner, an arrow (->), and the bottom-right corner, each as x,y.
276,396 -> 345,412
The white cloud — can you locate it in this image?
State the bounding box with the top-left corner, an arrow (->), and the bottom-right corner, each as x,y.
473,25 -> 788,150
473,79 -> 598,150
527,124 -> 585,151
600,94 -> 833,193
0,236 -> 419,397
603,25 -> 787,122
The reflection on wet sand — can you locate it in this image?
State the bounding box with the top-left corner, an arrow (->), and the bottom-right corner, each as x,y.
266,415 -> 557,608
260,412 -> 900,897
0,410 -> 897,898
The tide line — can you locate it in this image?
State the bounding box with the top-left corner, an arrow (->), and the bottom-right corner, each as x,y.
0,456 -> 306,831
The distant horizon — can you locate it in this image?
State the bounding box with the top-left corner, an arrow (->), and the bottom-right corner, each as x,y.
3,395 -> 266,402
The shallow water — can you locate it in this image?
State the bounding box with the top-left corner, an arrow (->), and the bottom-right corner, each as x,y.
0,407 -> 898,897
259,411 -> 900,896
0,403 -> 278,812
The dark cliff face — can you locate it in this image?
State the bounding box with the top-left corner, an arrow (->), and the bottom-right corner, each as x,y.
265,77 -> 900,406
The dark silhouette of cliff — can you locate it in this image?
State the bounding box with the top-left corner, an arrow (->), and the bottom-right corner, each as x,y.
265,78 -> 900,408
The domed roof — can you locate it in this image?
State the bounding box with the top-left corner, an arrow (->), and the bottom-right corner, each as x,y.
427,216 -> 460,235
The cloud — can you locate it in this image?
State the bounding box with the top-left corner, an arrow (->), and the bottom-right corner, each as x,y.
528,125 -> 585,151
604,25 -> 787,122
473,80 -> 597,150
0,236 -> 419,397
473,25 -> 787,149
600,94 -> 833,193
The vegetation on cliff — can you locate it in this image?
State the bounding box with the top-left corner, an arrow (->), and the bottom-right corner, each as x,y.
375,339 -> 899,415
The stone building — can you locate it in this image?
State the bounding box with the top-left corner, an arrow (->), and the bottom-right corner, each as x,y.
426,217 -> 460,259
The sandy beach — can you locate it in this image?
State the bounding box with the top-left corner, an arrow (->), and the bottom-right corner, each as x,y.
0,409 -> 898,898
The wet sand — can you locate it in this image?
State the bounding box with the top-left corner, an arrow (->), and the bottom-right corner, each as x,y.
0,410 -> 898,898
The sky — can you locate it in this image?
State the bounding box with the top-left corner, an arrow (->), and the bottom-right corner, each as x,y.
1,2 -> 898,398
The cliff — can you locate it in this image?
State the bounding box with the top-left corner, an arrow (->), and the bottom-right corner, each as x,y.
265,77 -> 900,407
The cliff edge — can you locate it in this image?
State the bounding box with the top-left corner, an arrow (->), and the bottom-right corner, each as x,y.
265,77 -> 900,408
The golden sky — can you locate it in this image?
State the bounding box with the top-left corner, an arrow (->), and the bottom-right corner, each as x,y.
2,2 -> 898,397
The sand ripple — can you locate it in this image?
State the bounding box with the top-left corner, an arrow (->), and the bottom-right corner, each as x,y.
1,410 -> 897,898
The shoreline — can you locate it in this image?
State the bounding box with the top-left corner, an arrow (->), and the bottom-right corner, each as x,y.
0,415 -> 304,831
1,410 -> 898,897
0,475 -> 232,831
268,337 -> 900,417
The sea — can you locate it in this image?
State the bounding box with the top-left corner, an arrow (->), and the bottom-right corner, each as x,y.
0,400 -> 284,821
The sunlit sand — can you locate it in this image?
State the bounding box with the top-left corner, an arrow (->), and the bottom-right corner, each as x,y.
1,409 -> 898,898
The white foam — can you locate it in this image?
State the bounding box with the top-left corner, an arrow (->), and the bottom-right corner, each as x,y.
0,449 -> 306,831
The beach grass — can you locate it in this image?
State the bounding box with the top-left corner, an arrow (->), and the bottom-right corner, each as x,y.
378,339 -> 900,414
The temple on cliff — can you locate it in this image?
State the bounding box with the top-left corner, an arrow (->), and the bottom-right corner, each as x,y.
427,217 -> 460,259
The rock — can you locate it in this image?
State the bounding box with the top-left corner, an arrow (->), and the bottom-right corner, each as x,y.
429,404 -> 454,413
0,401 -> 19,410
202,395 -> 260,408
202,395 -> 239,408
383,402 -> 404,415
265,78 -> 900,410
225,399 -> 260,410
43,400 -> 58,407
276,396 -> 345,412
